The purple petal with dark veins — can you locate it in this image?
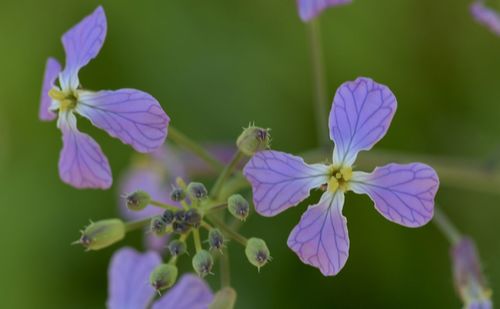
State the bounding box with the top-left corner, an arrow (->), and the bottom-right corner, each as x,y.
329,77 -> 397,167
350,163 -> 439,227
107,247 -> 160,309
59,6 -> 107,90
471,1 -> 500,36
243,150 -> 329,217
287,192 -> 349,276
39,57 -> 61,121
58,112 -> 112,189
77,89 -> 169,153
296,0 -> 352,22
153,274 -> 213,309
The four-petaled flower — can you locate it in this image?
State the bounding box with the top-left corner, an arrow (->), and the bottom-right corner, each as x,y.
107,247 -> 213,309
296,0 -> 352,22
244,77 -> 439,276
39,6 -> 170,189
470,0 -> 500,36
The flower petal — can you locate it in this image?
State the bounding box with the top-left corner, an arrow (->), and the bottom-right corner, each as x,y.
58,112 -> 112,189
287,192 -> 349,276
243,150 -> 330,217
59,6 -> 107,90
153,274 -> 213,309
39,57 -> 61,121
76,89 -> 169,153
471,1 -> 500,36
350,163 -> 439,227
329,77 -> 397,167
107,247 -> 160,309
296,0 -> 352,22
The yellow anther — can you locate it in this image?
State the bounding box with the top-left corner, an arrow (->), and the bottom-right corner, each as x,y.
327,178 -> 339,193
48,88 -> 66,100
340,167 -> 353,181
48,88 -> 77,112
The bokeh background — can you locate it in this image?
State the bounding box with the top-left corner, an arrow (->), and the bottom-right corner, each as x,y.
0,0 -> 499,308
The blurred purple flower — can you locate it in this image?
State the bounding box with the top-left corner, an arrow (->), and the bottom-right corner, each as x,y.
107,247 -> 213,309
451,237 -> 492,309
471,1 -> 500,36
296,0 -> 351,22
244,77 -> 439,276
39,6 -> 169,189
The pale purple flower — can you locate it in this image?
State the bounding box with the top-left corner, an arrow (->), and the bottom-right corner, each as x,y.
244,77 -> 439,276
451,238 -> 492,309
39,6 -> 169,189
107,247 -> 213,309
297,0 -> 352,22
471,1 -> 500,36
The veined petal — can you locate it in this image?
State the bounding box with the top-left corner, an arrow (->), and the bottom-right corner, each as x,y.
287,191 -> 349,276
471,1 -> 500,36
39,57 -> 61,121
297,0 -> 352,22
243,150 -> 330,217
59,6 -> 107,90
107,247 -> 160,309
330,77 -> 397,167
350,163 -> 439,227
77,89 -> 169,153
152,274 -> 213,309
58,112 -> 112,189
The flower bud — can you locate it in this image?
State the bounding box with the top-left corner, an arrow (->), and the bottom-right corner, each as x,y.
172,221 -> 190,234
208,229 -> 225,251
149,264 -> 178,291
125,190 -> 151,211
187,182 -> 208,200
174,210 -> 186,222
77,219 -> 125,251
150,216 -> 167,236
245,238 -> 271,270
170,188 -> 186,202
236,125 -> 270,156
227,194 -> 249,221
167,240 -> 187,256
209,287 -> 237,309
185,209 -> 202,227
192,250 -> 214,277
161,209 -> 175,225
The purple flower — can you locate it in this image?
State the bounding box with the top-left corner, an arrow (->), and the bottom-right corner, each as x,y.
39,6 -> 170,189
107,247 -> 213,309
471,1 -> 500,36
243,77 -> 439,276
451,238 -> 492,309
296,0 -> 352,22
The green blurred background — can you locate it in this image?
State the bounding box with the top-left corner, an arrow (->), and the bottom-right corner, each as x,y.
0,0 -> 499,307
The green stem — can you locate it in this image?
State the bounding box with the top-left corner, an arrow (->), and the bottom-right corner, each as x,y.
145,294 -> 156,309
208,215 -> 248,246
203,203 -> 228,214
433,206 -> 461,245
124,217 -> 152,232
220,248 -> 231,287
307,18 -> 330,148
168,126 -> 224,172
193,228 -> 203,252
150,200 -> 179,211
210,150 -> 245,200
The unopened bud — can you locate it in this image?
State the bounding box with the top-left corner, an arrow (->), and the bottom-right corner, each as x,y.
245,238 -> 271,270
125,190 -> 151,211
209,287 -> 237,309
167,240 -> 187,256
161,209 -> 175,225
187,182 -> 208,200
208,229 -> 225,251
236,125 -> 270,156
170,188 -> 185,202
150,216 -> 167,236
76,219 -> 125,251
149,264 -> 178,291
192,250 -> 214,277
227,194 -> 249,221
185,209 -> 202,227
175,210 -> 186,222
172,221 -> 190,234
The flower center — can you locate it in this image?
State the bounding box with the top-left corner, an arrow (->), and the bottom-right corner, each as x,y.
49,88 -> 78,112
327,166 -> 352,192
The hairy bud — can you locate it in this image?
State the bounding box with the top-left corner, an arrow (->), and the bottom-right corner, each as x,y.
187,182 -> 208,200
245,238 -> 271,270
172,221 -> 190,234
77,219 -> 125,251
185,209 -> 202,227
192,250 -> 214,277
236,125 -> 270,156
167,240 -> 187,257
161,209 -> 175,225
150,264 -> 178,291
208,229 -> 225,251
125,190 -> 151,211
227,194 -> 249,221
170,188 -> 186,202
150,216 -> 168,236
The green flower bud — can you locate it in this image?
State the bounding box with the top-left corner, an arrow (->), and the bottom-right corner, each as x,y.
227,194 -> 249,221
77,219 -> 125,251
192,250 -> 214,277
236,125 -> 271,156
185,209 -> 202,227
125,190 -> 151,211
172,221 -> 190,234
208,229 -> 225,251
187,182 -> 208,200
167,240 -> 187,256
170,188 -> 186,202
209,287 -> 237,309
150,216 -> 168,236
245,238 -> 271,270
149,264 -> 178,291
161,209 -> 175,225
